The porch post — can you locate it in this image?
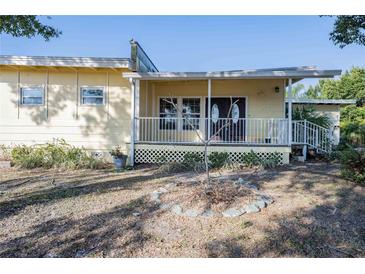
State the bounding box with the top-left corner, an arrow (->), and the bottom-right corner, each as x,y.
207,78 -> 211,141
135,79 -> 140,142
129,78 -> 135,166
288,78 -> 293,146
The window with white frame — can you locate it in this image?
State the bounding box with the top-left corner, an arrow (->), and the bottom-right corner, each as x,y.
20,86 -> 44,105
182,98 -> 200,130
159,97 -> 201,130
159,98 -> 177,130
80,87 -> 105,105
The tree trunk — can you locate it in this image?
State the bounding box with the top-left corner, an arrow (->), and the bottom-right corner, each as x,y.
204,141 -> 210,185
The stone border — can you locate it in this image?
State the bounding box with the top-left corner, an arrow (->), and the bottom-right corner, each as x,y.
146,178 -> 274,218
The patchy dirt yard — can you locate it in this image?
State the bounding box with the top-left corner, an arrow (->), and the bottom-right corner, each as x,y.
0,162 -> 364,258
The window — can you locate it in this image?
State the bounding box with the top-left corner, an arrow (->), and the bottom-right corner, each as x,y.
20,87 -> 44,105
158,97 -> 201,130
80,87 -> 104,105
159,98 -> 177,130
182,98 -> 200,130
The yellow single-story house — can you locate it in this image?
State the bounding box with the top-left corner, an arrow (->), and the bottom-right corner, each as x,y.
285,98 -> 356,145
0,40 -> 342,165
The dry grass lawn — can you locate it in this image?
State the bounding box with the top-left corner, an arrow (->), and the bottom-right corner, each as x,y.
0,162 -> 364,258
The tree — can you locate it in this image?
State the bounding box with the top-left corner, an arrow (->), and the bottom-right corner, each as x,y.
315,67 -> 365,147
163,97 -> 237,187
319,67 -> 365,100
303,85 -> 322,99
0,15 -> 61,41
328,16 -> 365,48
286,83 -> 305,98
293,106 -> 332,128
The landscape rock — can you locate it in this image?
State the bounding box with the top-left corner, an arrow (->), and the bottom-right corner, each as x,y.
217,175 -> 231,182
222,208 -> 245,217
132,212 -> 141,217
254,199 -> 266,209
150,191 -> 161,202
201,209 -> 215,217
171,204 -> 183,215
75,250 -> 88,258
246,184 -> 259,190
260,195 -> 274,205
44,252 -> 58,258
165,183 -> 177,189
158,187 -> 168,193
238,178 -> 250,185
151,178 -> 273,218
160,203 -> 174,210
183,209 -> 201,217
237,178 -> 258,190
245,204 -> 260,213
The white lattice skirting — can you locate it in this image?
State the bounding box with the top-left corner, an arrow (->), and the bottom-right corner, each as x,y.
133,144 -> 291,165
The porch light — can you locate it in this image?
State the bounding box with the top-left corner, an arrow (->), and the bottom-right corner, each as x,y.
274,86 -> 280,93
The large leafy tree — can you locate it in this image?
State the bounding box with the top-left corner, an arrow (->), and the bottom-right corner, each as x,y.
286,83 -> 305,98
0,15 -> 61,41
319,67 -> 365,100
312,67 -> 365,146
328,16 -> 365,48
303,68 -> 365,101
303,85 -> 322,99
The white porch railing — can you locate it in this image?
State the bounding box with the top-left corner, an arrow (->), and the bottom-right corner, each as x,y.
292,120 -> 332,153
136,117 -> 289,145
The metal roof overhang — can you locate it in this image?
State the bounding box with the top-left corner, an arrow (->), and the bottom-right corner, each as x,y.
286,98 -> 357,105
122,67 -> 342,81
0,55 -> 131,69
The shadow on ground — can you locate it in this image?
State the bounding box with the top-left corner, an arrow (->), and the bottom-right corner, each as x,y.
0,162 -> 364,258
0,167 -> 174,221
204,162 -> 365,258
0,196 -> 158,257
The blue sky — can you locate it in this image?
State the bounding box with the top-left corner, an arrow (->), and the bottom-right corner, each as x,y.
1,16 -> 364,88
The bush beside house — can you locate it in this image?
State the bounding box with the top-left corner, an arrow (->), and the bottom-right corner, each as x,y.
339,146 -> 365,185
10,139 -> 106,169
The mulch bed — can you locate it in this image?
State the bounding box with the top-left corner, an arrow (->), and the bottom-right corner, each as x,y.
161,180 -> 259,212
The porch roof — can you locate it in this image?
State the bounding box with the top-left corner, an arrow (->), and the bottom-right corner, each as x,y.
122,66 -> 341,80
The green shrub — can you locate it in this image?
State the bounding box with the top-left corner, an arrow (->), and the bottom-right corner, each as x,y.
182,152 -> 204,171
208,152 -> 230,169
340,120 -> 365,147
242,150 -> 281,169
261,152 -> 282,168
339,146 -> 365,184
242,150 -> 261,167
11,139 -> 105,169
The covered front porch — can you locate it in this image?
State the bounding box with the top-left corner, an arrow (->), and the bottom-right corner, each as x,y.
123,67 -> 341,165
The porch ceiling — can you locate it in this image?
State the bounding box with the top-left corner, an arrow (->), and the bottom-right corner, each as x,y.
123,66 -> 341,80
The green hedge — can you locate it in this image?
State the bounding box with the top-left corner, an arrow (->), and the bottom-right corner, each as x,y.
11,139 -> 105,169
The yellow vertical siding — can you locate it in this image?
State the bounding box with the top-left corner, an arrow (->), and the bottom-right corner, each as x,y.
0,68 -> 132,153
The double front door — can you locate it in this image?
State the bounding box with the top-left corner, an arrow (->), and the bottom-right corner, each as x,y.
205,97 -> 246,142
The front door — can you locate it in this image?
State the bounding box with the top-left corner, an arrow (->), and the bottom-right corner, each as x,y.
205,97 -> 246,142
